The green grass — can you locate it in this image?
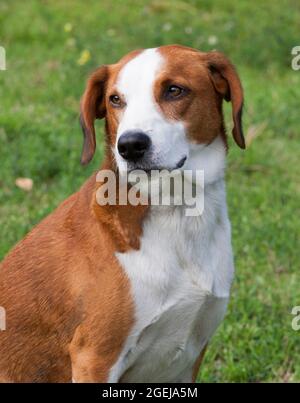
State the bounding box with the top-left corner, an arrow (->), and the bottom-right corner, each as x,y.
1,0 -> 300,382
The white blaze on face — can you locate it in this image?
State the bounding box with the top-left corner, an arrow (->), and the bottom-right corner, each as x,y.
115,48 -> 189,173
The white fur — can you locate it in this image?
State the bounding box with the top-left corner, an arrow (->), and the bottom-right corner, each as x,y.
107,48 -> 234,382
108,140 -> 234,383
114,48 -> 189,173
185,136 -> 226,185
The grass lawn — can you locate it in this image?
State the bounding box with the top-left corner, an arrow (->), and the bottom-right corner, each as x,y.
0,0 -> 299,382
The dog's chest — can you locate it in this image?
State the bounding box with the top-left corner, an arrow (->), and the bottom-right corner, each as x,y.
112,202 -> 234,382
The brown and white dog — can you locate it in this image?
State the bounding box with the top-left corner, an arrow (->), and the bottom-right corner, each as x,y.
0,45 -> 244,383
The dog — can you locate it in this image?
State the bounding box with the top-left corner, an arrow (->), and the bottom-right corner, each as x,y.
0,45 -> 244,383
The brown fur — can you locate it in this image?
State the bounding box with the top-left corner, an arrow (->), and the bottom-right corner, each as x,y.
0,176 -> 136,382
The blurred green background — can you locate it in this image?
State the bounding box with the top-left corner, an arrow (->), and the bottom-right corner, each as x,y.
0,0 -> 299,382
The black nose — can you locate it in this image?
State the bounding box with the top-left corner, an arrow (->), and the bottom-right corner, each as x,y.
117,131 -> 151,162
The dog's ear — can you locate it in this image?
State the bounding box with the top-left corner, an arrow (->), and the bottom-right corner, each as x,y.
204,52 -> 245,149
80,65 -> 109,165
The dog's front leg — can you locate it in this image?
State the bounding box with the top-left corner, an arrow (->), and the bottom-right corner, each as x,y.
69,325 -> 121,383
70,348 -> 108,383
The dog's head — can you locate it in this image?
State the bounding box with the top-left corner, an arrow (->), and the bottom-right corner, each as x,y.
80,45 -> 244,173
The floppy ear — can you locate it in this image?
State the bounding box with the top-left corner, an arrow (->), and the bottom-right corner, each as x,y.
80,65 -> 109,165
204,52 -> 245,149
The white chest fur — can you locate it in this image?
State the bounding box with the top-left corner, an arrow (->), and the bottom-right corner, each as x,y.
109,179 -> 234,383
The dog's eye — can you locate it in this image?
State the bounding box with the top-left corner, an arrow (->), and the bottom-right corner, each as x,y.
165,85 -> 186,100
109,94 -> 122,106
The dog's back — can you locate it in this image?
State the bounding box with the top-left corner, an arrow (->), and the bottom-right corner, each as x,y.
0,184 -> 86,381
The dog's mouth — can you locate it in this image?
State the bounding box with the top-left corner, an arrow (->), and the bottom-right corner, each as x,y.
126,156 -> 187,174
175,156 -> 187,169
